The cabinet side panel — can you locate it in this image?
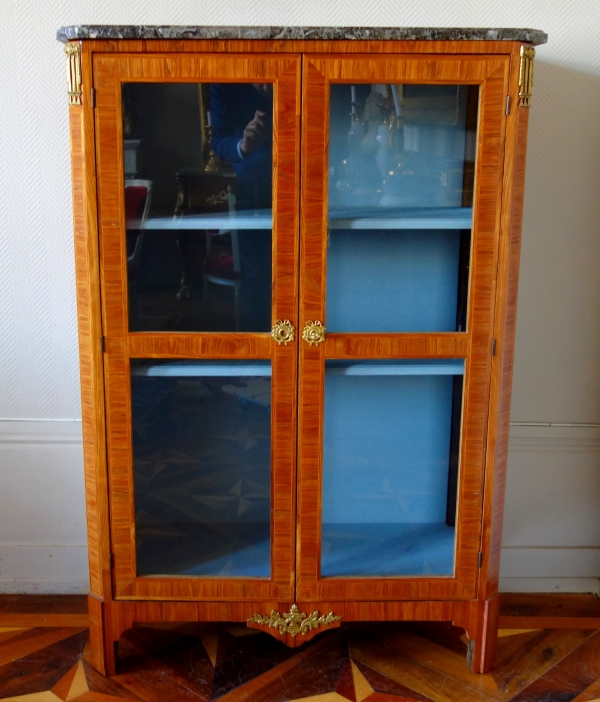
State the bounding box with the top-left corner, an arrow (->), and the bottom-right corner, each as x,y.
68,44 -> 111,600
481,49 -> 530,599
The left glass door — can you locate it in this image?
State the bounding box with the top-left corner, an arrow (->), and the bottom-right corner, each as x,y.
94,53 -> 300,601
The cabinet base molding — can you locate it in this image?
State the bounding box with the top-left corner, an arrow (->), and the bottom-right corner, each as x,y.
88,594 -> 499,676
247,603 -> 343,644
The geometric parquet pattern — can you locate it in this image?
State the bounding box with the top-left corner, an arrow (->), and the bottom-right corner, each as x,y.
1,621 -> 600,701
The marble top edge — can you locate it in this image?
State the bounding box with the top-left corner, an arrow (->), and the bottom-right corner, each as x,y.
56,25 -> 547,45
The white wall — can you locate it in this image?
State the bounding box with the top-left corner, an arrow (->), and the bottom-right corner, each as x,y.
0,0 -> 599,594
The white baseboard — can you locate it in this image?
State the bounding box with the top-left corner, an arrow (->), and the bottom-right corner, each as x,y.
0,583 -> 88,594
0,420 -> 90,594
499,577 -> 600,595
499,426 -> 600,593
502,426 -> 600,551
0,544 -> 89,594
499,546 -> 600,595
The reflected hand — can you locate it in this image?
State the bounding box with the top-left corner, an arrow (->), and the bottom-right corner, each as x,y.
240,110 -> 268,157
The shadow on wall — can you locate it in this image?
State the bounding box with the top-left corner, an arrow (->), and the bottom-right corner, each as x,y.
503,60 -> 600,594
513,59 -> 600,424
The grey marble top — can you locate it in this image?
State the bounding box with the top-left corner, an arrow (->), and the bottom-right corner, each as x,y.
57,25 -> 547,45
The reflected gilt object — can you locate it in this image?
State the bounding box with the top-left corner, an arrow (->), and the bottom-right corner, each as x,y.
122,85 -> 134,138
64,44 -> 82,105
121,85 -> 141,177
519,46 -> 535,107
360,90 -> 387,154
206,190 -> 229,206
199,84 -> 232,173
302,320 -> 326,346
271,320 -> 295,346
248,604 -> 341,636
173,182 -> 185,220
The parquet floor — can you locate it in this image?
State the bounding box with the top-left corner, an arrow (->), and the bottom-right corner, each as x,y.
1,596 -> 600,702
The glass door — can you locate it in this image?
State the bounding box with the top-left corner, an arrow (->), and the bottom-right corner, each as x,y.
95,53 -> 300,601
297,54 -> 509,601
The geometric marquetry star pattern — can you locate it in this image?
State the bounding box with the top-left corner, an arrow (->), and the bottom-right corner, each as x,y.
1,619 -> 600,701
131,375 -> 272,578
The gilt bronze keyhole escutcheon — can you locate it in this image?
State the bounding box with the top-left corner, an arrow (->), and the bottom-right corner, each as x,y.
302,320 -> 326,346
271,320 -> 295,345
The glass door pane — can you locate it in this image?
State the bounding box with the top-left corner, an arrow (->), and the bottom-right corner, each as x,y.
131,360 -> 271,578
124,82 -> 273,332
327,84 -> 477,333
321,360 -> 463,577
319,83 -> 476,579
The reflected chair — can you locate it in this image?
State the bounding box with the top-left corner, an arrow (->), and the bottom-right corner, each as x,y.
125,179 -> 153,274
202,186 -> 243,331
125,180 -> 152,324
173,168 -> 241,330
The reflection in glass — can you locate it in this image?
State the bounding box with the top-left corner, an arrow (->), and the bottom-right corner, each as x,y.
327,84 -> 477,333
321,360 -> 464,577
123,83 -> 273,333
131,360 -> 271,577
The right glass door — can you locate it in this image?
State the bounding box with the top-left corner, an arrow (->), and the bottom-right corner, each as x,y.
297,54 -> 509,602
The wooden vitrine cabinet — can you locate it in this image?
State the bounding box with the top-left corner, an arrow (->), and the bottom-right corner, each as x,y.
59,25 -> 546,676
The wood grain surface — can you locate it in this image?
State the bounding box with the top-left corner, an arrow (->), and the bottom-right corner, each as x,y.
480,44 -> 532,606
69,42 -> 112,606
83,38 -> 533,56
324,333 -> 469,358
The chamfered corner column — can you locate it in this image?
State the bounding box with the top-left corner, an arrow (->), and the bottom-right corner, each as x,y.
87,595 -> 116,676
88,595 -> 134,676
467,595 -> 501,674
